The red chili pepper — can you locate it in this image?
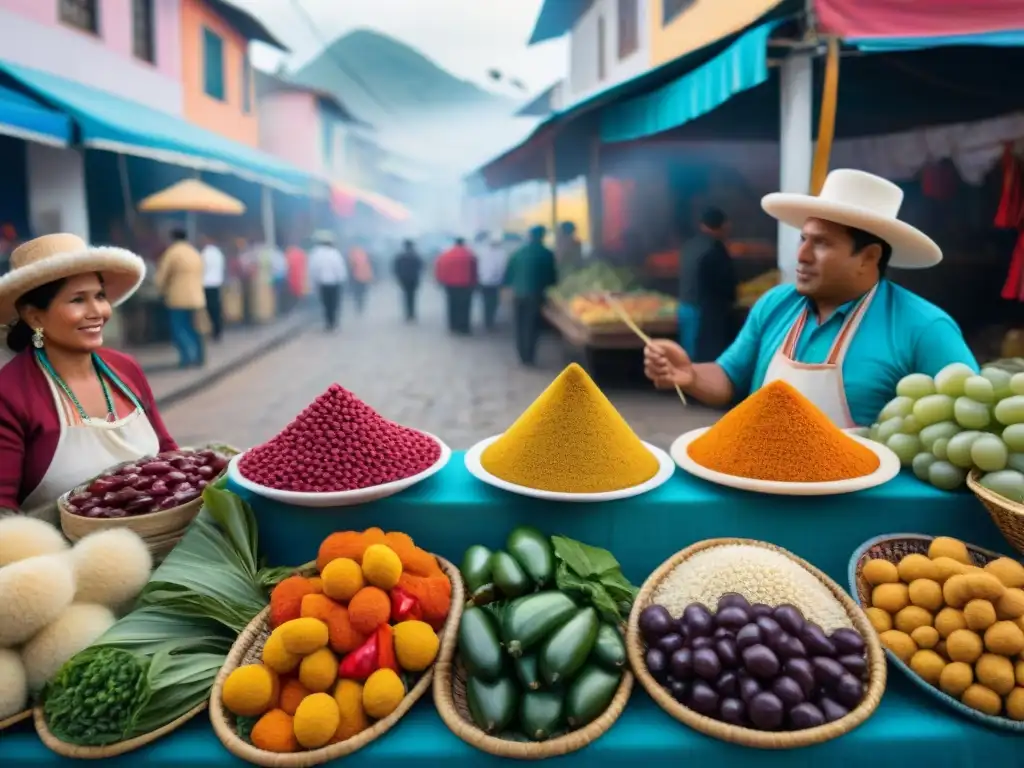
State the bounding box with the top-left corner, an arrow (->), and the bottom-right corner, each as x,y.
338,631 -> 380,680
390,587 -> 422,622
376,624 -> 400,673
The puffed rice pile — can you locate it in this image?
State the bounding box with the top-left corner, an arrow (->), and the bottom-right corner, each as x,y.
652,544 -> 853,632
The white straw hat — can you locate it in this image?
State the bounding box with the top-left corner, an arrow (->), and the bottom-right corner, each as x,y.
0,233 -> 145,326
761,169 -> 941,269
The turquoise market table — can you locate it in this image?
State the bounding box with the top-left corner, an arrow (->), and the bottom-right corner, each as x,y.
2,455 -> 1021,766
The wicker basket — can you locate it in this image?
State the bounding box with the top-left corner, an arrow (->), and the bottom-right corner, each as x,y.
58,444 -> 239,561
210,556 -> 464,767
0,709 -> 31,732
848,532 -> 1024,732
433,632 -> 633,760
967,469 -> 1024,556
33,702 -> 206,759
627,538 -> 887,749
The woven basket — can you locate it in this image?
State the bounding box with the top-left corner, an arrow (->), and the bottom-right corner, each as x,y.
0,709 -> 31,732
33,702 -> 206,759
967,469 -> 1024,556
627,538 -> 887,749
848,532 -> 1024,732
58,444 -> 239,561
432,579 -> 634,760
210,556 -> 464,767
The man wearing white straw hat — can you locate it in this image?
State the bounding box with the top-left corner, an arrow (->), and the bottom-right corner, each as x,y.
645,169 -> 978,428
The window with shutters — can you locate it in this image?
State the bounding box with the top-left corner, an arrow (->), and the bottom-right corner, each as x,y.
132,0 -> 155,63
663,0 -> 697,26
597,16 -> 607,81
59,0 -> 98,34
617,0 -> 639,59
203,27 -> 226,101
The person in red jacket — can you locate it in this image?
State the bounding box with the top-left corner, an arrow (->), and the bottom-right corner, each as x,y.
434,237 -> 478,334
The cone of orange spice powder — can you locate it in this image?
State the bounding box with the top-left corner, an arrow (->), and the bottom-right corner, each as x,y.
687,380 -> 879,482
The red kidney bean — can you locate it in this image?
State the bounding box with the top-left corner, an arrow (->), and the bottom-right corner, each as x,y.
149,480 -> 169,497
166,471 -> 187,483
125,495 -> 155,515
140,461 -> 173,476
118,464 -> 141,476
158,496 -> 180,510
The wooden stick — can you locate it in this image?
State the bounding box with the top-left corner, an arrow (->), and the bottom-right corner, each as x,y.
603,293 -> 688,407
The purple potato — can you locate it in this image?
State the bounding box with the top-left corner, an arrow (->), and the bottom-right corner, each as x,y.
719,697 -> 746,725
716,670 -> 739,697
789,702 -> 826,729
688,680 -> 720,715
771,633 -> 808,660
817,696 -> 849,723
772,604 -> 806,636
693,648 -> 722,681
770,676 -> 805,707
838,654 -> 867,678
834,673 -> 864,708
717,593 -> 752,612
802,623 -> 837,657
716,606 -> 750,631
735,623 -> 763,650
783,658 -> 816,697
713,627 -> 734,640
831,628 -> 866,656
669,648 -> 694,680
639,605 -> 675,641
715,638 -> 739,669
748,691 -> 784,730
669,679 -> 689,703
754,615 -> 783,642
750,604 -> 773,618
657,633 -> 685,655
741,644 -> 780,680
646,648 -> 669,682
738,674 -> 762,703
683,604 -> 715,637
691,636 -> 714,651
811,657 -> 846,687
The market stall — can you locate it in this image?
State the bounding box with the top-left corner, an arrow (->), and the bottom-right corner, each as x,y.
5,365 -> 1024,766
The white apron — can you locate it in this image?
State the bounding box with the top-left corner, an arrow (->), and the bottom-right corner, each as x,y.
22,361 -> 161,525
761,285 -> 878,429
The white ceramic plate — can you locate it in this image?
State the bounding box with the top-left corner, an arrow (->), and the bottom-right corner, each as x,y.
463,434 -> 676,503
669,427 -> 901,496
227,433 -> 452,508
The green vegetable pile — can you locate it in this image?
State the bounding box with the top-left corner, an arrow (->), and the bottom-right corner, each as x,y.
41,485 -> 290,747
456,527 -> 635,741
546,262 -> 636,302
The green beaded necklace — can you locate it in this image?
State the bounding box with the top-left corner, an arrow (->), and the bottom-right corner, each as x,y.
35,349 -> 139,423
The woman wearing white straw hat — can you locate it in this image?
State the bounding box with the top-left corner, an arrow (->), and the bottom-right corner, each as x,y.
644,169 -> 979,428
0,234 -> 178,523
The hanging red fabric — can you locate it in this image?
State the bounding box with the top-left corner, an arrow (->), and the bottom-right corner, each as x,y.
921,163 -> 957,201
997,144 -> 1024,302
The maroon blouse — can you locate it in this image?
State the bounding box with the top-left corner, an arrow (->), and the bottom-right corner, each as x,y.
0,348 -> 178,509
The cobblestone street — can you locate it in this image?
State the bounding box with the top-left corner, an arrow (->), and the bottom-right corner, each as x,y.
162,285 -> 720,451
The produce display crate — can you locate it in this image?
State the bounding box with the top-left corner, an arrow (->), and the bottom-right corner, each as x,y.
542,302 -> 676,351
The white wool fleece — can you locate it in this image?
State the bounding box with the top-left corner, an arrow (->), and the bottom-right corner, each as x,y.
0,554 -> 75,647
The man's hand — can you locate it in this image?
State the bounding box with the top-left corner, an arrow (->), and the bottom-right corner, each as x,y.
644,340 -> 695,389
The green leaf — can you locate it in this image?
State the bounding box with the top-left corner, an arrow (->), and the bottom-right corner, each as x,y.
551,536 -> 621,577
203,486 -> 258,577
554,562 -> 622,624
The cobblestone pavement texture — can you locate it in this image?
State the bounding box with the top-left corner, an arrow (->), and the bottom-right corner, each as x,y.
162,285 -> 721,451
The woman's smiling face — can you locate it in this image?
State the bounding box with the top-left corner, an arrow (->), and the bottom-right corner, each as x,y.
21,273 -> 111,353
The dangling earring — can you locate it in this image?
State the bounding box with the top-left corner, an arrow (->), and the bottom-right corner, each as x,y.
32,328 -> 44,349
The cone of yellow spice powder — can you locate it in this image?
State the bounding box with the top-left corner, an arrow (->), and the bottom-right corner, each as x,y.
480,363 -> 659,493
688,380 -> 879,482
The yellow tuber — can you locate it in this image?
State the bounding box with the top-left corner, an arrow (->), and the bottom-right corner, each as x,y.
299,647 -> 338,693
332,679 -> 370,742
1007,687 -> 1024,721
222,664 -> 279,718
321,558 -> 364,603
928,537 -> 971,565
946,629 -> 984,664
909,650 -> 945,685
361,544 -> 403,590
862,559 -> 899,586
961,684 -> 1002,716
293,692 -> 340,749
908,579 -> 944,612
898,554 -> 938,583
879,630 -> 917,664
976,653 -> 1016,696
963,599 -> 997,632
866,607 -> 892,634
362,668 -> 406,720
984,557 -> 1024,588
392,620 -> 440,672
278,617 -> 329,655
938,661 -> 973,698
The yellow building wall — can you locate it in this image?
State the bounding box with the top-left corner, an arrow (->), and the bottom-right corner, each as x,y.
649,0 -> 782,67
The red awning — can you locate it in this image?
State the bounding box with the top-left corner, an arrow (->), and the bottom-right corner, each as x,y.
815,0 -> 1024,39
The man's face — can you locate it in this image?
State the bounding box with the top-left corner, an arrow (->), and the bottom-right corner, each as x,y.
795,218 -> 875,298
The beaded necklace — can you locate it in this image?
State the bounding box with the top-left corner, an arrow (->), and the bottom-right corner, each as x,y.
35,349 -> 139,423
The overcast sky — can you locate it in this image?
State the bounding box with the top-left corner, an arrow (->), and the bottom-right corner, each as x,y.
238,0 -> 568,96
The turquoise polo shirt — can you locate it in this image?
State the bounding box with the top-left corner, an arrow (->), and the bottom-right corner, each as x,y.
717,280 -> 978,426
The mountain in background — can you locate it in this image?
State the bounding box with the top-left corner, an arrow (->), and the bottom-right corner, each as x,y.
293,28 -> 511,127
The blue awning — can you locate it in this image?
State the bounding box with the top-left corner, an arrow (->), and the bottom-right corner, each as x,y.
528,0 -> 592,44
0,82 -> 70,147
600,21 -> 777,143
0,62 -> 314,192
852,30 -> 1024,52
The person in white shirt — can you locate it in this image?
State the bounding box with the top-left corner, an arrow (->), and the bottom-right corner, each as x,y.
476,232 -> 510,331
307,230 -> 348,331
199,235 -> 226,341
